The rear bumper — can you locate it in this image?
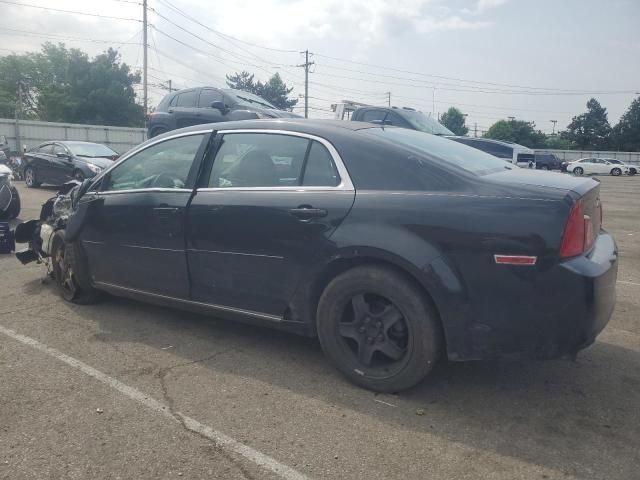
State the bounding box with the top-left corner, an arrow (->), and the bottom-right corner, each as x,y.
451,231 -> 618,361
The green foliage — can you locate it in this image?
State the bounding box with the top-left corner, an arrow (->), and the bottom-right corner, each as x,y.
226,71 -> 298,110
611,97 -> 640,152
483,119 -> 547,148
440,107 -> 468,135
0,43 -> 143,126
561,98 -> 611,150
542,135 -> 573,150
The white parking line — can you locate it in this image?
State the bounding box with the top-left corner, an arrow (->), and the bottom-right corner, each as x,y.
618,280 -> 640,287
0,324 -> 308,480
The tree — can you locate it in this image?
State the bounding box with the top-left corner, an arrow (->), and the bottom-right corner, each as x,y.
611,97 -> 640,151
561,98 -> 612,150
440,107 -> 468,135
0,43 -> 143,126
484,119 -> 547,148
226,71 -> 298,110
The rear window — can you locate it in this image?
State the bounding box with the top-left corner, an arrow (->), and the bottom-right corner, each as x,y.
363,128 -> 513,175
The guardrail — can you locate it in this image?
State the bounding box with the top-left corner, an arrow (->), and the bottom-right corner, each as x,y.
0,118 -> 146,155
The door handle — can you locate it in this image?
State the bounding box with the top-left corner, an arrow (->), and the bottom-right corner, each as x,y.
288,206 -> 328,220
168,109 -> 174,113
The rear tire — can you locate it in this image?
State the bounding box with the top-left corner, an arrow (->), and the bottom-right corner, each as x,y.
316,265 -> 441,393
629,168 -> 637,176
573,167 -> 584,176
24,167 -> 40,188
50,230 -> 100,304
151,126 -> 168,138
610,167 -> 622,176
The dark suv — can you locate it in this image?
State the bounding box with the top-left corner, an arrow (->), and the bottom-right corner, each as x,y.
534,152 -> 561,170
148,87 -> 300,138
351,107 -> 453,135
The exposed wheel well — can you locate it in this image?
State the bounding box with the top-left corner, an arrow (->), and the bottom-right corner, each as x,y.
308,256 -> 445,348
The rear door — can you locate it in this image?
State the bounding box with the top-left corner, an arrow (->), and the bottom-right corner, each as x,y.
80,130 -> 211,298
187,130 -> 355,316
32,144 -> 55,181
170,89 -> 202,128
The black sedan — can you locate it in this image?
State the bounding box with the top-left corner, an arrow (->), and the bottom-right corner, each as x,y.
14,120 -> 617,392
23,141 -> 118,188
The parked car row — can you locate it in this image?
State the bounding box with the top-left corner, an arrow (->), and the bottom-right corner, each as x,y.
22,141 -> 119,188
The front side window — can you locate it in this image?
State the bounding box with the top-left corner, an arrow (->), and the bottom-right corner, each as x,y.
199,89 -> 224,108
384,112 -> 412,129
52,145 -> 67,156
208,133 -> 340,188
361,110 -> 387,123
175,90 -> 198,108
104,134 -> 205,191
38,144 -> 53,154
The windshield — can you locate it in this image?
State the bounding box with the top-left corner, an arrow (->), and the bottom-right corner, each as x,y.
223,89 -> 276,109
363,127 -> 513,175
399,110 -> 454,135
67,142 -> 117,158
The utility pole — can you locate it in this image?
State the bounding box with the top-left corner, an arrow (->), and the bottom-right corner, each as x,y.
550,119 -> 557,135
168,79 -> 173,92
297,50 -> 314,118
386,92 -> 391,107
432,88 -> 435,118
14,82 -> 22,154
508,116 -> 515,122
474,122 -> 478,138
142,0 -> 148,118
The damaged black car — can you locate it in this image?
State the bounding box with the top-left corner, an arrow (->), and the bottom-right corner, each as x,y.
12,120 -> 618,392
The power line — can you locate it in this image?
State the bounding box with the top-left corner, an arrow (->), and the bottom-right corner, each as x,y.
154,0 -> 299,54
0,27 -> 140,45
312,52 -> 638,95
0,0 -> 142,22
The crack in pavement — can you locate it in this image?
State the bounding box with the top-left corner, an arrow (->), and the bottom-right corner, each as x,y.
155,348 -> 257,480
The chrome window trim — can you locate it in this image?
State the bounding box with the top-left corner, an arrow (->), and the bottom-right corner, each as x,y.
90,187 -> 193,196
208,129 -> 355,191
94,281 -> 282,322
90,129 -> 214,187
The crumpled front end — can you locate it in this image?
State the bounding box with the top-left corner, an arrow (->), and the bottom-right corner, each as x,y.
13,181 -> 81,264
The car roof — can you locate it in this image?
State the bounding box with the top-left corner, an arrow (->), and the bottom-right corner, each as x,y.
157,119 -> 377,137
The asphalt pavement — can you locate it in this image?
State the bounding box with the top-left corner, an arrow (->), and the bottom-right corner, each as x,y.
1,175 -> 639,480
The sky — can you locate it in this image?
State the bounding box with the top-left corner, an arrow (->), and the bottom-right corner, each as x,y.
1,0 -> 639,133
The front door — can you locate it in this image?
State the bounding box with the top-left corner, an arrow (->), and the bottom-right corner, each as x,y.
187,131 -> 355,316
50,144 -> 74,183
171,89 -> 203,129
80,131 -> 210,298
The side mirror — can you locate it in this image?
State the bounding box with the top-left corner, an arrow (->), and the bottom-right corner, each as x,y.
56,152 -> 70,159
211,101 -> 228,112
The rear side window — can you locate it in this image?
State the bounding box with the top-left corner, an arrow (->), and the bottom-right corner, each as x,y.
302,142 -> 339,186
199,89 -> 224,107
52,145 -> 67,155
209,133 -> 309,188
208,134 -> 341,188
175,90 -> 198,108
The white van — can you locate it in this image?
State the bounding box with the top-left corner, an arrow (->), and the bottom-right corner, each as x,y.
446,137 -> 536,168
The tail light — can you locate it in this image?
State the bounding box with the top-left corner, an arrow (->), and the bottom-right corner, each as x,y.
559,200 -> 595,258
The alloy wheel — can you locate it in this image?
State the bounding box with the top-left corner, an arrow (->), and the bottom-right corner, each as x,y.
337,293 -> 409,369
611,168 -> 622,176
574,167 -> 583,175
25,168 -> 34,186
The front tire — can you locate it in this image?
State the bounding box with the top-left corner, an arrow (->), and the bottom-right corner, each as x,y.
317,265 -> 441,392
610,167 -> 622,176
50,231 -> 100,304
629,168 -> 637,176
24,167 -> 40,188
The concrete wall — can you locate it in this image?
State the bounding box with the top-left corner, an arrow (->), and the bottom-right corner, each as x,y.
535,149 -> 640,165
0,118 -> 146,155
